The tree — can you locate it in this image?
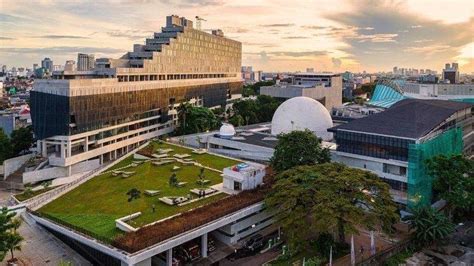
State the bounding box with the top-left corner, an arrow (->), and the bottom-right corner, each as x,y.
10,126 -> 33,156
126,188 -> 141,202
0,129 -> 12,164
197,168 -> 206,186
265,164 -> 398,251
403,206 -> 454,246
228,114 -> 244,127
169,173 -> 178,187
0,208 -> 22,262
177,102 -> 192,134
177,105 -> 220,135
270,130 -> 331,172
426,154 -> 474,219
4,233 -> 22,262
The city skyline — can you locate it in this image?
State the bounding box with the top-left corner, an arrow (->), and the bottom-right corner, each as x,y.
0,0 -> 473,73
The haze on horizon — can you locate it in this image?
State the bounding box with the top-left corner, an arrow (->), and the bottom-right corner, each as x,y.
0,0 -> 473,73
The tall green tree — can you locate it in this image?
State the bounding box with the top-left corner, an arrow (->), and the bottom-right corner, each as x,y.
0,129 -> 12,163
265,164 -> 398,250
10,126 -> 33,156
403,206 -> 454,246
426,154 -> 474,218
177,105 -> 220,134
0,207 -> 21,262
270,130 -> 331,172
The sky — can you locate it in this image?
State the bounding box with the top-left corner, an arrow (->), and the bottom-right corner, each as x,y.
0,0 -> 473,73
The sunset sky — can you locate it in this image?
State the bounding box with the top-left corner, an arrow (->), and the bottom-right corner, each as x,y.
0,0 -> 473,73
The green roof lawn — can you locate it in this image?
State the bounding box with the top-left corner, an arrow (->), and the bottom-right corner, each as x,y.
38,142 -> 240,241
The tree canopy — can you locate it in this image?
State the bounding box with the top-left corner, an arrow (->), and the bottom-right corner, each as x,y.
177,103 -> 220,135
265,163 -> 398,251
0,207 -> 23,262
242,80 -> 275,97
270,130 -> 331,172
426,154 -> 474,217
10,126 -> 33,156
0,129 -> 12,164
403,206 -> 454,246
229,95 -> 281,126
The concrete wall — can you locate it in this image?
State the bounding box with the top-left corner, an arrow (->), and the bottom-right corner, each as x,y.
3,153 -> 34,180
23,159 -> 100,184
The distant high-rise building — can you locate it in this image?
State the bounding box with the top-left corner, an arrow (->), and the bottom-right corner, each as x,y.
77,53 -> 95,71
52,65 -> 63,71
1,65 -> 6,74
41,57 -> 53,72
393,66 -> 398,75
33,63 -> 39,70
442,62 -> 459,84
306,68 -> 315,73
64,60 -> 76,72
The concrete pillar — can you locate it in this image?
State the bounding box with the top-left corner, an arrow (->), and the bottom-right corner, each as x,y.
100,155 -> 103,165
67,140 -> 72,157
67,165 -> 72,177
166,248 -> 173,266
201,233 -> 208,258
43,141 -> 48,157
84,137 -> 88,152
60,141 -> 66,158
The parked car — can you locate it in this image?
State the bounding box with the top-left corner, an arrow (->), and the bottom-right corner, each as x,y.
243,234 -> 264,251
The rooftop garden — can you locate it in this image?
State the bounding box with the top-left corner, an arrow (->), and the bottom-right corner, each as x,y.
37,141 -> 241,242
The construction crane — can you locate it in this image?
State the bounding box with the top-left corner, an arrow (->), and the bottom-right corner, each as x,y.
195,16 -> 207,31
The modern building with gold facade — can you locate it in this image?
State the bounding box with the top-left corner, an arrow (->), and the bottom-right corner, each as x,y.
30,15 -> 242,174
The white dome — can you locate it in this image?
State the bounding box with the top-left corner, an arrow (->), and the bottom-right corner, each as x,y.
219,123 -> 236,138
271,97 -> 333,141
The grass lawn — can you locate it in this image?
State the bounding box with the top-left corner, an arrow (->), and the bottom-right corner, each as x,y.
38,142 -> 240,241
15,186 -> 56,202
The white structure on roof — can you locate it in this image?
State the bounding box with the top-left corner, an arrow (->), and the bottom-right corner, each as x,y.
223,162 -> 266,191
219,123 -> 236,139
271,96 -> 333,141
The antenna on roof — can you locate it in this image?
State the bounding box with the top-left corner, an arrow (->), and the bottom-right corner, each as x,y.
195,16 -> 207,31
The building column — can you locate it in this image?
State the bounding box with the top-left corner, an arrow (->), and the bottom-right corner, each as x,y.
67,140 -> 72,157
67,165 -> 72,177
60,141 -> 66,158
201,233 -> 208,258
100,155 -> 103,165
166,248 -> 173,266
84,137 -> 88,152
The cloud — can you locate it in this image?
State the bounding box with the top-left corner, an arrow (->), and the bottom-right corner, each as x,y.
352,33 -> 398,43
332,57 -> 342,68
34,35 -> 90,39
282,36 -> 309,39
406,44 -> 451,55
106,30 -> 153,40
0,46 -> 125,55
0,36 -> 15,40
159,0 -> 224,7
325,0 -> 474,71
260,23 -> 294,27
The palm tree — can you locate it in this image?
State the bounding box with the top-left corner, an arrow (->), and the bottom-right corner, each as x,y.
5,231 -> 22,262
403,206 -> 454,246
177,102 -> 192,134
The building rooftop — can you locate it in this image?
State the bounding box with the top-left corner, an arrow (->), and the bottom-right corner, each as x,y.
330,99 -> 472,139
215,131 -> 278,148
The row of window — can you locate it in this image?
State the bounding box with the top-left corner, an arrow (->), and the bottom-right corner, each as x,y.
335,131 -> 413,161
117,73 -> 237,82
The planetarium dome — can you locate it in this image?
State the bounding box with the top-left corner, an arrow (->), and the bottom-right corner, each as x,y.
271,96 -> 333,141
219,123 -> 236,139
